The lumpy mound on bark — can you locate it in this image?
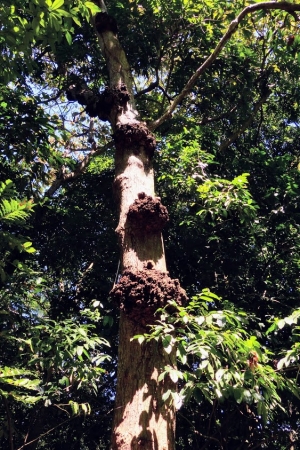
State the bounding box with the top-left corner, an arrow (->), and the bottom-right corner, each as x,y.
110,269 -> 187,322
113,123 -> 156,156
66,83 -> 130,120
127,192 -> 169,233
66,82 -> 94,105
94,12 -> 118,34
86,84 -> 130,119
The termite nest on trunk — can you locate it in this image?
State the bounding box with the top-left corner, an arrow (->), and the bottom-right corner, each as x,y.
110,269 -> 187,323
87,84 -> 130,119
66,83 -> 130,121
127,193 -> 169,234
113,123 -> 156,157
94,12 -> 118,35
66,82 -> 94,105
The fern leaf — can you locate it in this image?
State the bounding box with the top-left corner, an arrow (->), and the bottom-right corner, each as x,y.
0,179 -> 15,199
0,199 -> 33,223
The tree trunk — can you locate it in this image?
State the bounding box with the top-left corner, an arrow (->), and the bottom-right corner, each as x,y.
89,7 -> 187,450
109,132 -> 186,449
111,313 -> 176,450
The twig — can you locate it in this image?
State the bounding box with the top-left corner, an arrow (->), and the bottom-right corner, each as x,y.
157,84 -> 173,102
17,418 -> 72,450
135,80 -> 159,98
38,90 -> 63,104
45,141 -> 112,197
149,2 -> 300,131
198,105 -> 238,125
178,411 -> 223,449
219,90 -> 271,151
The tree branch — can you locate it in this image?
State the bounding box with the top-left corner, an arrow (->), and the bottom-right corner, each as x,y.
99,0 -> 107,13
157,84 -> 173,102
38,90 -> 63,104
219,90 -> 271,151
149,2 -> 300,131
198,105 -> 238,125
177,411 -> 223,449
45,141 -> 112,197
17,418 -> 72,450
3,396 -> 14,450
134,79 -> 159,98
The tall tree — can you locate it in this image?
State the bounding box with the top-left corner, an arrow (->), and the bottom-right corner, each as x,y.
72,2 -> 300,449
87,4 -> 187,448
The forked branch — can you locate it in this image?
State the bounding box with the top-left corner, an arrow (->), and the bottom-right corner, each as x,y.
219,90 -> 271,151
149,1 -> 300,131
45,142 -> 111,197
198,105 -> 238,126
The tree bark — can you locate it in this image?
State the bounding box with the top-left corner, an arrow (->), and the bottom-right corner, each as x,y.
3,395 -> 14,450
110,108 -> 182,449
88,6 -> 187,450
111,314 -> 176,450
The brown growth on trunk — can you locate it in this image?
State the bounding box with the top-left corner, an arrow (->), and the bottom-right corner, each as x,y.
66,83 -> 130,121
94,12 -> 118,35
110,268 -> 187,324
127,193 -> 169,234
114,124 -> 156,157
86,84 -> 131,120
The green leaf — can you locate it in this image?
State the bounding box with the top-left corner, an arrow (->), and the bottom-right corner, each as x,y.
76,346 -> 83,356
215,368 -> 225,382
56,9 -> 72,17
277,358 -> 287,370
277,319 -> 286,329
85,1 -> 101,14
103,315 -> 113,327
233,387 -> 244,404
24,246 -> 36,253
51,0 -> 64,10
23,241 -> 33,248
258,401 -> 268,424
162,335 -> 173,354
71,15 -> 81,26
162,389 -> 172,402
169,369 -> 179,383
193,388 -> 204,404
65,31 -> 72,45
69,400 -> 79,415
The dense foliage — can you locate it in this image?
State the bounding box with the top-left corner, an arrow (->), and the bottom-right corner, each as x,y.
1,1 -> 300,449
